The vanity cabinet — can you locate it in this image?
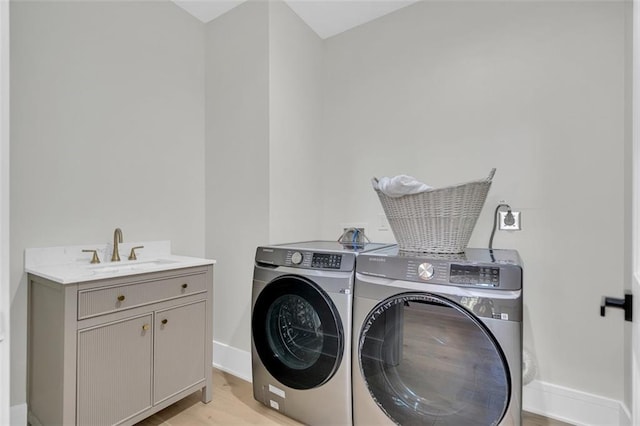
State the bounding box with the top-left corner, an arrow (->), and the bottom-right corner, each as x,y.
27,265 -> 213,426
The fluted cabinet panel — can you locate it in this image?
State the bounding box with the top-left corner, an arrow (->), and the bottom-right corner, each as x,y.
77,314 -> 153,426
154,301 -> 206,404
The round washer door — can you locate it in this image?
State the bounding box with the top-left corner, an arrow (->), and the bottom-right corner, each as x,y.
252,275 -> 344,390
359,292 -> 510,425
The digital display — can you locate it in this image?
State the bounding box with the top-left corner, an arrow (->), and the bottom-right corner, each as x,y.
450,264 -> 500,286
312,253 -> 342,269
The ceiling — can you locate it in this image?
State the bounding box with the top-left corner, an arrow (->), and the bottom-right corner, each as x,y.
172,0 -> 419,39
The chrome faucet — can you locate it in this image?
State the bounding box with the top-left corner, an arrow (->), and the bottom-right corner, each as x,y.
111,228 -> 123,262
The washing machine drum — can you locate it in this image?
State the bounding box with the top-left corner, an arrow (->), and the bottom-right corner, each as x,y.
359,292 -> 510,425
252,275 -> 344,390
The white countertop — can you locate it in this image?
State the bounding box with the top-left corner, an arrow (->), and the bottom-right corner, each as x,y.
25,241 -> 215,284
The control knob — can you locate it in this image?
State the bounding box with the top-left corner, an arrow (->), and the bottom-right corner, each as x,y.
291,252 -> 303,265
418,262 -> 435,281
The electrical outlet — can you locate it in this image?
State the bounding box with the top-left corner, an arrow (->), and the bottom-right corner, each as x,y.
499,211 -> 521,231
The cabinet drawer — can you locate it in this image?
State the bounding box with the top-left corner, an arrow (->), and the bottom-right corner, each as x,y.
78,273 -> 207,319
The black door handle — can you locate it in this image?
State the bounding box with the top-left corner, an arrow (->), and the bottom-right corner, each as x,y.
600,294 -> 632,322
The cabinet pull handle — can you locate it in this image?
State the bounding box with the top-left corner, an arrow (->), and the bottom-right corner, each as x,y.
117,295 -> 125,302
161,319 -> 168,325
142,324 -> 150,331
181,283 -> 188,289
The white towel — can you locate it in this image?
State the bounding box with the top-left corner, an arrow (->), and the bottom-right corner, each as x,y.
373,175 -> 432,198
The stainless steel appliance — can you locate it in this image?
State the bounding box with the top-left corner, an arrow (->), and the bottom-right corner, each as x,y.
251,240 -> 393,425
352,247 -> 523,426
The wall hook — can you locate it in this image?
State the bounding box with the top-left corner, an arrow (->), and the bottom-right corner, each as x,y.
600,294 -> 632,322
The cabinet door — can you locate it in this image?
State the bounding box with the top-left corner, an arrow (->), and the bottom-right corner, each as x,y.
154,301 -> 206,404
77,314 -> 153,426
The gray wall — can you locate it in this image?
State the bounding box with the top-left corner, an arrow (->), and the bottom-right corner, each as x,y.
268,0 -> 324,244
203,0 -> 324,359
204,0 -> 270,355
10,0 -> 205,407
321,1 -> 628,401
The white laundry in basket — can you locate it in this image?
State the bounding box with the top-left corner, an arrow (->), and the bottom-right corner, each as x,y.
372,175 -> 432,198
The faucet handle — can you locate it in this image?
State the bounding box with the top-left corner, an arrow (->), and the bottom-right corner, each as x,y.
82,249 -> 101,264
128,246 -> 144,261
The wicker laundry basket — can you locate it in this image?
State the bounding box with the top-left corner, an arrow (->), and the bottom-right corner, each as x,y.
374,169 -> 495,253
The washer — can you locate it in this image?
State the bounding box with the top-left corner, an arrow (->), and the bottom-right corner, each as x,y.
352,246 -> 523,426
251,240 -> 394,425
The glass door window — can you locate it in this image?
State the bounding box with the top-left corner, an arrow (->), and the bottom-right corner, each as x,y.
253,275 -> 343,390
359,292 -> 509,425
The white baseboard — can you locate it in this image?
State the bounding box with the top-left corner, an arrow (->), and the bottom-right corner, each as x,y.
619,403 -> 632,426
10,403 -> 26,426
212,340 -> 252,382
523,380 -> 628,426
212,341 -> 632,426
14,378 -> 633,426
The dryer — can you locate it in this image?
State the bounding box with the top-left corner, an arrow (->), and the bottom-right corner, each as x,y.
251,240 -> 393,425
352,246 -> 523,426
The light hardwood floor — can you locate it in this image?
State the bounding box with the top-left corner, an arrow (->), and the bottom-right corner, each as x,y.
136,369 -> 573,426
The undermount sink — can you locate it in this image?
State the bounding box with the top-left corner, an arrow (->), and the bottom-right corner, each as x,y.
86,258 -> 179,275
25,240 -> 215,284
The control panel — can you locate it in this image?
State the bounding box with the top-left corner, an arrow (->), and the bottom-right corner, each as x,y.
356,248 -> 521,291
449,264 -> 500,287
257,247 -> 355,272
387,259 -> 505,287
311,253 -> 342,269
